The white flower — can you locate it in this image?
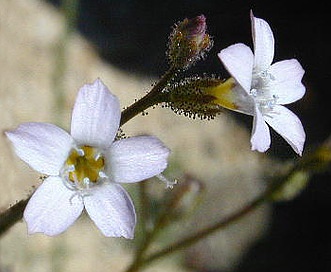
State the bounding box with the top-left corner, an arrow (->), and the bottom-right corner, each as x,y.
217,11 -> 306,155
5,79 -> 170,238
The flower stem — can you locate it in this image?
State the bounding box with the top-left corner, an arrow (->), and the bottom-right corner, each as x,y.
120,66 -> 176,126
0,197 -> 30,236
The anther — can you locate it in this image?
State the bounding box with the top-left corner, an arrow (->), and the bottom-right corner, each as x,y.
156,174 -> 178,189
94,152 -> 102,161
250,88 -> 258,97
76,148 -> 85,156
98,171 -> 108,179
83,177 -> 91,188
67,165 -> 75,172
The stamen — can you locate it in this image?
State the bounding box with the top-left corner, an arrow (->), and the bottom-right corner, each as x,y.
63,179 -> 76,191
67,165 -> 75,172
83,177 -> 91,189
250,88 -> 258,97
99,171 -> 108,179
258,70 -> 275,81
94,152 -> 102,161
156,174 -> 178,189
75,148 -> 85,156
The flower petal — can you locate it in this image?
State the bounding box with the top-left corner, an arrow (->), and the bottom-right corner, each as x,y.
268,59 -> 306,104
108,135 -> 170,183
264,105 -> 305,156
5,122 -> 74,175
218,43 -> 254,93
24,176 -> 84,236
251,11 -> 275,72
71,79 -> 121,148
251,106 -> 271,152
83,183 -> 136,238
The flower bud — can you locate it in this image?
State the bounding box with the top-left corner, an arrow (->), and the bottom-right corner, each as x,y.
168,15 -> 213,69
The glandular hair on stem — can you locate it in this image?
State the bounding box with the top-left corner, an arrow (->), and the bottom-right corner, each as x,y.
166,76 -> 224,120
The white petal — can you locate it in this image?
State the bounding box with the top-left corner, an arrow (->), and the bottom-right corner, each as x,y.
251,11 -> 275,72
251,106 -> 271,152
218,43 -> 254,93
108,136 -> 170,183
5,122 -> 74,175
24,176 -> 84,236
228,83 -> 256,115
71,79 -> 121,148
84,183 -> 136,238
268,59 -> 306,104
264,105 -> 305,156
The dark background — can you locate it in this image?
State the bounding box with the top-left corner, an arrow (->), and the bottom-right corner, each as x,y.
48,1 -> 331,271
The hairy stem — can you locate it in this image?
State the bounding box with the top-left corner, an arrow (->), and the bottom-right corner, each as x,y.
120,66 -> 176,126
0,197 -> 30,236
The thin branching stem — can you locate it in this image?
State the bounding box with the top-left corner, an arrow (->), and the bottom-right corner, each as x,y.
125,186 -> 190,272
124,193 -> 266,272
124,148 -> 319,272
141,195 -> 266,268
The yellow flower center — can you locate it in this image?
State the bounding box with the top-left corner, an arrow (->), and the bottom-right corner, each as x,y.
204,77 -> 239,110
63,145 -> 105,190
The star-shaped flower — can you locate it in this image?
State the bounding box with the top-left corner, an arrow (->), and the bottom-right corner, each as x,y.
6,79 -> 170,238
217,11 -> 306,155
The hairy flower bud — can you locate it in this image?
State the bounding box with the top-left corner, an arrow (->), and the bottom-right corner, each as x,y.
168,15 -> 213,69
165,76 -> 232,120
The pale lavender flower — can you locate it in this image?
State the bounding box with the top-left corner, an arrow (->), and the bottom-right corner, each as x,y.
6,79 -> 170,238
218,11 -> 306,155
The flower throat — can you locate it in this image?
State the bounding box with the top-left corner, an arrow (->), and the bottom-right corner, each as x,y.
63,145 -> 105,190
